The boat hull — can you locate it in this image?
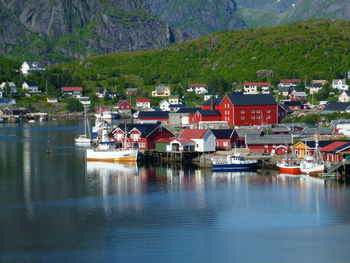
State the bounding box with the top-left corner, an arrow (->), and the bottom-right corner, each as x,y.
212,163 -> 257,171
278,167 -> 301,175
86,149 -> 138,162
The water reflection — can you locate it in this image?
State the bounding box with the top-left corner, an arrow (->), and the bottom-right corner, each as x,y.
2,121 -> 350,263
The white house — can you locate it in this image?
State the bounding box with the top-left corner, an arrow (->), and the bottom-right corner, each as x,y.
278,79 -> 302,89
160,100 -> 170,111
136,99 -> 151,109
77,97 -> 91,105
338,91 -> 350,102
179,129 -> 216,152
0,82 -> 17,94
21,61 -> 45,76
187,84 -> 208,94
47,98 -> 58,103
22,82 -> 40,93
306,82 -> 323,94
243,82 -> 270,94
169,95 -> 182,105
204,93 -> 218,101
332,79 -> 348,91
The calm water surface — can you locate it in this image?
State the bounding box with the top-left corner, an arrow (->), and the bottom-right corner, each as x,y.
1,120 -> 350,263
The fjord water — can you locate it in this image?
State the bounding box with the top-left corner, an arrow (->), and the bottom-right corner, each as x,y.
1,121 -> 350,263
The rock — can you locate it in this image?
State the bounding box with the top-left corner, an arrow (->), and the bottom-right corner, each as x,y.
256,70 -> 275,78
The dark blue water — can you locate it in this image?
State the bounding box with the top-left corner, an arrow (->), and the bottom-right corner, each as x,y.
1,121 -> 350,263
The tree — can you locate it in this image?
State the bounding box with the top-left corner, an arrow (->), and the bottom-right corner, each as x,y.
66,98 -> 83,112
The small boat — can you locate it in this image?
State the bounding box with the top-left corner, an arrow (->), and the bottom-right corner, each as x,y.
75,106 -> 92,145
211,153 -> 258,171
28,120 -> 35,123
276,158 -> 301,175
300,141 -> 324,175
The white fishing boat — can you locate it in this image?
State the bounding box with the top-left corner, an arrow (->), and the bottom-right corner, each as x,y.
211,153 -> 258,171
86,125 -> 138,162
75,106 -> 92,145
300,141 -> 325,175
86,144 -> 138,162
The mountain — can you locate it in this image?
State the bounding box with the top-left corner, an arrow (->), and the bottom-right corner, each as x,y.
54,19 -> 350,90
142,0 -> 246,37
236,0 -> 350,28
0,0 -> 185,63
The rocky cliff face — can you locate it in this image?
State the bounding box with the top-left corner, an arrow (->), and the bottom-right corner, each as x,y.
0,0 -> 185,63
143,0 -> 246,37
236,0 -> 350,28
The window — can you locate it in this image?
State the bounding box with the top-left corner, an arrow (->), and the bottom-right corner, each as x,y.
241,116 -> 245,120
267,116 -> 271,119
257,116 -> 260,119
131,133 -> 140,141
251,110 -> 255,113
223,142 -> 228,147
139,143 -> 146,147
257,110 -> 260,113
241,110 -> 245,114
266,110 -> 271,113
251,116 -> 255,119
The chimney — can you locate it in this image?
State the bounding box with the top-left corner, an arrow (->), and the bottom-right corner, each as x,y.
210,97 -> 214,111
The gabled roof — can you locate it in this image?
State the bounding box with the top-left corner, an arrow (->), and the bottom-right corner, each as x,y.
25,81 -> 38,87
333,79 -> 346,84
246,134 -> 293,145
342,90 -> 350,96
155,85 -> 170,93
296,140 -> 346,149
202,97 -> 223,106
116,123 -> 172,137
302,127 -> 334,135
291,91 -> 307,97
321,141 -> 350,153
235,128 -> 262,138
309,83 -> 323,88
278,86 -> 291,92
197,109 -> 221,116
136,98 -> 151,103
280,79 -> 302,83
243,82 -> 270,86
211,129 -> 235,139
62,87 -> 83,91
126,88 -> 138,91
138,111 -> 169,119
227,93 -> 277,106
323,101 -> 350,112
284,101 -> 302,106
176,107 -> 201,114
180,129 -> 209,139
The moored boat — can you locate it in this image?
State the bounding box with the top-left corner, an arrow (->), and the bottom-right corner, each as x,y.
276,158 -> 301,175
211,153 -> 258,171
86,144 -> 138,162
300,141 -> 325,175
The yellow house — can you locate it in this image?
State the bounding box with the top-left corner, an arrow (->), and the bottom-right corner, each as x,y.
152,85 -> 171,97
293,141 -> 311,158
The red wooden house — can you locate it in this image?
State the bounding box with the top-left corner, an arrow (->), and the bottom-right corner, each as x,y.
321,141 -> 350,162
112,124 -> 174,151
201,93 -> 278,126
246,134 -> 293,155
211,129 -> 238,150
189,110 -> 221,124
116,100 -> 131,110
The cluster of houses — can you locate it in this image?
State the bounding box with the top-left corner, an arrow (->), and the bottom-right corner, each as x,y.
105,120 -> 350,162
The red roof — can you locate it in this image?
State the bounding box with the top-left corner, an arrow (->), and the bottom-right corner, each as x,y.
156,137 -> 176,143
189,83 -> 208,87
280,79 -> 302,83
61,87 -> 83,91
243,82 -> 270,86
180,129 -> 208,139
321,141 -> 348,152
173,138 -> 195,144
136,99 -> 151,102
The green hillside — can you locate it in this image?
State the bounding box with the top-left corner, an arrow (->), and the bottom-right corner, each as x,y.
54,19 -> 350,92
